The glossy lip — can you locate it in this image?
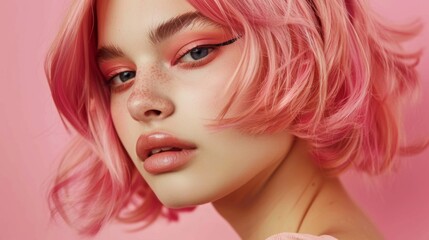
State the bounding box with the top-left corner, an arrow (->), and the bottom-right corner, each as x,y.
136,132 -> 197,174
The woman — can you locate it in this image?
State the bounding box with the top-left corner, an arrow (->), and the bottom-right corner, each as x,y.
45,0 -> 424,239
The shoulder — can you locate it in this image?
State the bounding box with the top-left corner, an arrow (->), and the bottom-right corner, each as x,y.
265,233 -> 337,240
322,230 -> 383,240
265,231 -> 383,240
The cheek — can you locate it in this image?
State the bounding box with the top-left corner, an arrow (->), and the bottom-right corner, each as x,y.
110,94 -> 139,160
191,131 -> 295,203
214,131 -> 294,172
230,133 -> 294,183
175,43 -> 245,120
110,95 -> 126,132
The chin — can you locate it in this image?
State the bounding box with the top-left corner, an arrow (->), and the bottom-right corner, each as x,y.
155,191 -> 213,209
148,175 -> 225,209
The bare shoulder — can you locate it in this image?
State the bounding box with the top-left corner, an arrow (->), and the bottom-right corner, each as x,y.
324,227 -> 383,240
300,178 -> 384,240
324,221 -> 383,240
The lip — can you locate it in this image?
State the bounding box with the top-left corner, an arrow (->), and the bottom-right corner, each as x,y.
136,132 -> 197,174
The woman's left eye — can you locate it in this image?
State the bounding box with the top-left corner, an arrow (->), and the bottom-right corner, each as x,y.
179,46 -> 215,63
174,37 -> 239,66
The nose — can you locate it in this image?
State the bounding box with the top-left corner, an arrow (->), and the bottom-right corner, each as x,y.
127,83 -> 174,122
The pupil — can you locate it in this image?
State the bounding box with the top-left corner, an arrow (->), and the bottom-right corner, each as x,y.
119,71 -> 135,82
190,48 -> 209,60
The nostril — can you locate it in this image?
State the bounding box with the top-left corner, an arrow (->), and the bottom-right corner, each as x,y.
144,109 -> 162,117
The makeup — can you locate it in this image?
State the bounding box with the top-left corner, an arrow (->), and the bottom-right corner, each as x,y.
136,132 -> 197,174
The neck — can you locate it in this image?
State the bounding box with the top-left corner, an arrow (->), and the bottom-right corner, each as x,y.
212,138 -> 334,240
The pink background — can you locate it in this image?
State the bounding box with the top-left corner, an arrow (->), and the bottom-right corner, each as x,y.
0,0 -> 428,239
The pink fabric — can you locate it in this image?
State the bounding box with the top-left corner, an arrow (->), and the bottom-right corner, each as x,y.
265,233 -> 337,240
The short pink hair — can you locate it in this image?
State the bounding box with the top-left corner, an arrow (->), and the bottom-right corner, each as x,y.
45,0 -> 423,236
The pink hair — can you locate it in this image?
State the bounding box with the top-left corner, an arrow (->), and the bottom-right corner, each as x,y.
45,0 -> 185,235
45,0 -> 423,236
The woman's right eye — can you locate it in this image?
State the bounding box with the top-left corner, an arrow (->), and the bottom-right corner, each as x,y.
109,71 -> 136,86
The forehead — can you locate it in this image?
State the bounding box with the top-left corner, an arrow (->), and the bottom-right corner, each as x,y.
96,0 -> 197,45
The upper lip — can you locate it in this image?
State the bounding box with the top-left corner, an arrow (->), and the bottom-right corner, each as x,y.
136,132 -> 197,160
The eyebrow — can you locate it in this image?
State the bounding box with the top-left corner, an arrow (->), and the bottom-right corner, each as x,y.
97,11 -> 220,62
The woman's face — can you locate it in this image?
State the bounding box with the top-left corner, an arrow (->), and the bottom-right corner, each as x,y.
97,0 -> 294,208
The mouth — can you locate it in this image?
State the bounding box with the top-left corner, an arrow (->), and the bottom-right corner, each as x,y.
136,132 -> 197,174
148,147 -> 183,157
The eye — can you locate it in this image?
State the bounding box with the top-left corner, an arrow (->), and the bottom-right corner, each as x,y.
174,37 -> 240,66
109,71 -> 136,85
180,47 -> 214,62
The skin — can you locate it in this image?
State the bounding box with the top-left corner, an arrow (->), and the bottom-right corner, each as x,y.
96,0 -> 383,239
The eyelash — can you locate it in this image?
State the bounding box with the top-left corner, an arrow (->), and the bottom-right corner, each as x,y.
105,37 -> 239,89
173,37 -> 239,67
173,45 -> 217,68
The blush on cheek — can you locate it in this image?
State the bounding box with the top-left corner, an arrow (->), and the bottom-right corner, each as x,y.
109,95 -> 140,163
110,93 -> 130,124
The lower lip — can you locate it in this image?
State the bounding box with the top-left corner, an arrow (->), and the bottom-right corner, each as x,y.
143,149 -> 196,174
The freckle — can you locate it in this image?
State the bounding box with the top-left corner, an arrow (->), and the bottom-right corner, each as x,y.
130,88 -> 149,99
128,88 -> 152,109
136,65 -> 170,85
150,65 -> 169,84
128,87 -> 165,106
